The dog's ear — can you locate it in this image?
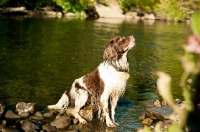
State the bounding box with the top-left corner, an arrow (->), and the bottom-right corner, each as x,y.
103,37 -> 120,61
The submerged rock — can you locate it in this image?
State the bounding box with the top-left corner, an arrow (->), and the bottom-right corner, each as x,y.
146,106 -> 173,120
50,115 -> 71,129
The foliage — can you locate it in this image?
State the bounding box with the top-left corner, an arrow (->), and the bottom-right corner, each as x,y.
138,12 -> 200,132
155,0 -> 200,21
117,0 -> 160,13
54,0 -> 93,13
0,0 -> 56,9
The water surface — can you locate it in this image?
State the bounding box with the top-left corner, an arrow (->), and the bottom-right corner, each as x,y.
0,17 -> 190,131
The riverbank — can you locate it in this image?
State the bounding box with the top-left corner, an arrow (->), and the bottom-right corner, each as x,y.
0,0 -> 193,23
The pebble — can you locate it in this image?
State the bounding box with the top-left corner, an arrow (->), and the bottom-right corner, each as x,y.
142,118 -> 153,126
5,110 -> 21,119
50,115 -> 71,129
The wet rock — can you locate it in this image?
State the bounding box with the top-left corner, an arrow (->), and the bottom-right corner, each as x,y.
50,115 -> 71,129
18,112 -> 30,118
21,120 -> 39,132
5,110 -> 21,119
72,118 -> 79,125
154,100 -> 161,107
139,113 -> 146,120
160,120 -> 172,131
143,13 -> 156,20
0,103 -> 5,117
2,127 -> 20,132
79,105 -> 95,121
30,115 -> 44,121
16,102 -> 36,114
44,112 -> 53,118
142,118 -> 153,126
175,99 -> 182,104
146,106 -> 173,120
42,125 -> 57,132
161,101 -> 167,107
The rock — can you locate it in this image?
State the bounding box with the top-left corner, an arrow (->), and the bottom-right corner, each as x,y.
50,115 -> 71,129
42,125 -> 57,132
160,120 -> 172,131
5,110 -> 21,119
143,13 -> 156,20
146,106 -> 173,120
64,12 -> 76,17
161,101 -> 167,107
142,118 -> 153,126
34,111 -> 43,117
94,1 -> 125,18
1,7 -> 28,15
21,120 -> 39,132
154,100 -> 161,107
0,103 -> 5,117
139,113 -> 146,120
16,102 -> 36,114
18,112 -> 30,118
175,99 -> 182,104
73,118 -> 79,125
44,112 -> 53,118
79,105 -> 95,121
2,127 -> 20,132
30,115 -> 44,121
125,12 -> 137,19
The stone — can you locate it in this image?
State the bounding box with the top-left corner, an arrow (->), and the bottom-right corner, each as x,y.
2,127 -> 20,132
142,118 -> 153,126
125,12 -> 137,19
30,115 -> 44,120
18,112 -> 30,118
154,100 -> 161,107
73,118 -> 79,125
16,102 -> 36,114
0,103 -> 5,117
143,13 -> 156,20
161,120 -> 172,131
5,110 -> 21,119
161,100 -> 167,107
34,111 -> 43,117
42,125 -> 57,132
94,1 -> 125,18
64,12 -> 76,17
79,105 -> 95,121
44,112 -> 53,118
21,120 -> 39,132
146,106 -> 173,120
50,115 -> 71,129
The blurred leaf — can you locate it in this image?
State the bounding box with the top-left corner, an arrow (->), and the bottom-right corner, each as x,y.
191,12 -> 200,35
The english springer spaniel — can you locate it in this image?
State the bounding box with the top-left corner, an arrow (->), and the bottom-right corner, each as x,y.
48,36 -> 135,127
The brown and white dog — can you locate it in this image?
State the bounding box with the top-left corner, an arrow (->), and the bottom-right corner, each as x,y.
48,36 -> 135,127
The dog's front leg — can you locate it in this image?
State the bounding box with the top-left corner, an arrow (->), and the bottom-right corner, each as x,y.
110,96 -> 119,126
101,95 -> 116,127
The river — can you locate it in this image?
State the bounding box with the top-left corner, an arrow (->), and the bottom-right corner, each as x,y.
0,16 -> 190,131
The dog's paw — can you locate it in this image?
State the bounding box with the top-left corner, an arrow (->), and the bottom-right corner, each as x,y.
79,118 -> 87,125
106,122 -> 117,128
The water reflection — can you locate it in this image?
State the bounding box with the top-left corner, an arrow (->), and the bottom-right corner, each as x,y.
0,17 -> 190,131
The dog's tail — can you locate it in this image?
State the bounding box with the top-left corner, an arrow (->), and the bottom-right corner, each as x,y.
47,91 -> 69,109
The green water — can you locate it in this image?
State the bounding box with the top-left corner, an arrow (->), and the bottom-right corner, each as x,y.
0,17 -> 190,131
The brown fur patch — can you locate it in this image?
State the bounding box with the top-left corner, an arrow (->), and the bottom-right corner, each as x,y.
83,68 -> 104,98
103,36 -> 133,61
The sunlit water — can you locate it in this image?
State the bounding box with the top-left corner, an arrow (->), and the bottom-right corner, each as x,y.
0,17 -> 190,131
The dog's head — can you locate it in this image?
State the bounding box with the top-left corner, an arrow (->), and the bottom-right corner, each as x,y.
103,36 -> 135,61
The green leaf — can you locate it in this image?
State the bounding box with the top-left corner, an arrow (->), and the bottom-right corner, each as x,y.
191,12 -> 200,35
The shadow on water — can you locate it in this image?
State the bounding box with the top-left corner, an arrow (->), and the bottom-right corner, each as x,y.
0,17 -> 190,131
